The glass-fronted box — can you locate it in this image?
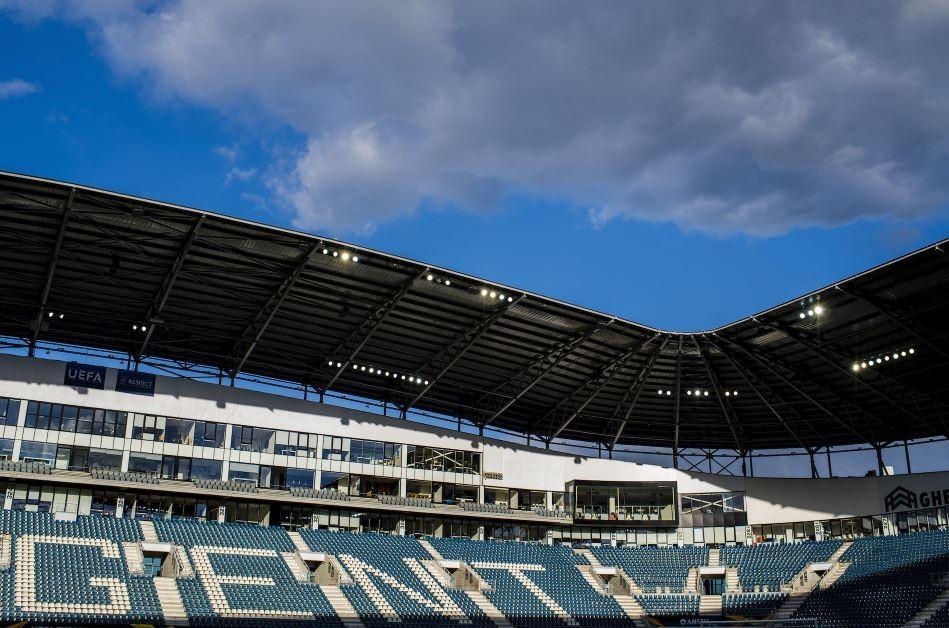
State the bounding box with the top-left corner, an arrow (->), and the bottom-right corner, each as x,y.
566,480 -> 677,526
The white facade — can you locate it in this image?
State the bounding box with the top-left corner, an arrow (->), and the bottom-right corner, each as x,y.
0,353 -> 946,526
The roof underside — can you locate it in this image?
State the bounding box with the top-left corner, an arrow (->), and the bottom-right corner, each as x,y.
0,172 -> 947,451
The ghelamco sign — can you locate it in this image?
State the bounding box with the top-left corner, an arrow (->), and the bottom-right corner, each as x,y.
883,485 -> 949,512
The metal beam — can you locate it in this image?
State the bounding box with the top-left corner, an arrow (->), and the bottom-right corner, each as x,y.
225,243 -> 319,378
134,215 -> 205,363
29,188 -> 75,357
321,269 -> 426,393
704,335 -> 811,451
546,333 -> 660,440
609,336 -> 670,448
714,333 -> 875,444
835,284 -> 949,362
692,334 -> 743,452
403,296 -> 523,412
764,320 -> 943,434
477,321 -> 612,429
672,335 -> 683,468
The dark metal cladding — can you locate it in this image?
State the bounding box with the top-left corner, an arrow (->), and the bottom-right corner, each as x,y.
0,171 -> 946,450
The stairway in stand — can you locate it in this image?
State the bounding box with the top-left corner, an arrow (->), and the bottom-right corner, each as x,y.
574,547 -> 601,566
467,590 -> 512,627
286,530 -> 312,553
321,584 -> 364,628
902,574 -> 949,628
771,591 -> 810,621
708,548 -> 720,567
418,537 -> 445,561
140,520 -> 159,543
154,576 -> 188,626
828,541 -> 853,562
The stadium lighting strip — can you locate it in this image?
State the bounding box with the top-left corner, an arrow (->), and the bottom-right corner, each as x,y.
46,311 -> 64,320
132,324 -> 149,332
321,247 -> 359,262
852,347 -> 915,372
658,389 -> 740,397
480,288 -> 514,303
329,360 -> 430,386
798,304 -> 826,319
425,273 -> 451,286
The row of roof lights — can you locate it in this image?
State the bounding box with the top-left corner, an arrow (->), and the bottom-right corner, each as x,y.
657,389 -> 739,397
328,361 -> 429,385
46,311 -> 64,320
798,304 -> 825,319
480,288 -> 514,302
852,348 -> 914,371
132,324 -> 148,332
426,274 -> 450,286
322,248 -> 358,262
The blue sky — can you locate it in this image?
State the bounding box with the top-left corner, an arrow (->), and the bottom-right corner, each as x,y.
1,4 -> 947,475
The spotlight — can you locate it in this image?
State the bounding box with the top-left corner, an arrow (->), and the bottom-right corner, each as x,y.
909,348 -> 915,354
427,274 -> 434,281
733,391 -> 738,396
807,309 -> 814,316
369,368 -> 375,374
133,325 -> 138,331
507,296 -> 513,302
352,364 -> 358,370
333,251 -> 339,257
424,380 -> 429,385
360,366 -> 366,371
352,256 -> 358,263
884,356 -> 889,361
341,252 -> 351,261
445,280 -> 451,286
852,363 -> 860,372
490,291 -> 497,298
498,294 -> 505,301
322,249 -> 329,255
861,362 -> 867,369
703,391 -> 709,396
724,391 -> 729,396
799,313 -> 806,319
875,358 -> 882,364
481,289 -> 488,296
336,362 -> 342,368
666,390 -> 672,396
901,351 -> 907,357
814,305 -> 824,314
892,353 -> 899,359
687,391 -> 692,396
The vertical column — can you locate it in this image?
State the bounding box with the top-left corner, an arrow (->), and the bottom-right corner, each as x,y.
115,495 -> 125,518
903,440 -> 912,474
399,477 -> 407,498
545,490 -> 553,510
217,504 -> 226,523
826,447 -> 834,478
11,399 -> 27,462
3,485 -> 13,510
222,424 -> 233,481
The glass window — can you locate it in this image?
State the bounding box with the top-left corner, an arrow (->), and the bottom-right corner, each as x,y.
191,458 -> 222,480
0,397 -> 20,426
20,441 -> 57,466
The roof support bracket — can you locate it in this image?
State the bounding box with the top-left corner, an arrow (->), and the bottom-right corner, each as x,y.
226,243 -> 320,378
134,214 -> 206,364
477,320 -> 612,429
320,269 -> 426,393
29,187 -> 75,357
404,296 -> 523,412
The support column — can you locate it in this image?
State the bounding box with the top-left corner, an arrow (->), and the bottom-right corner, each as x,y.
875,444 -> 886,476
808,449 -> 818,479
748,450 -> 754,477
826,446 -> 833,478
903,440 -> 912,474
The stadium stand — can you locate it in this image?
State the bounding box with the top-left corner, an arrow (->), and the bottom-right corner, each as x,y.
719,539 -> 842,592
590,545 -> 709,592
792,530 -> 949,627
299,528 -> 491,627
153,517 -> 341,625
0,509 -> 945,625
430,537 -> 630,626
0,510 -> 162,624
722,591 -> 787,618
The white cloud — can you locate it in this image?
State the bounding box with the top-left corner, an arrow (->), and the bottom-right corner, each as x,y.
6,0 -> 948,235
0,79 -> 39,100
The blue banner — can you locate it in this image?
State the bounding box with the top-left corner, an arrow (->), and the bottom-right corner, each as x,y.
63,362 -> 106,389
116,369 -> 156,396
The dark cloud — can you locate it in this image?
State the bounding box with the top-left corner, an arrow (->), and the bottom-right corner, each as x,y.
5,0 -> 948,234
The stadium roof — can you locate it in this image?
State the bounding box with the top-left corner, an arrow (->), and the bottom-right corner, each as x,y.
0,171 -> 946,452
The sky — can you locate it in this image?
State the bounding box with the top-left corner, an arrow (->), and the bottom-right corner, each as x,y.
0,1 -> 947,475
